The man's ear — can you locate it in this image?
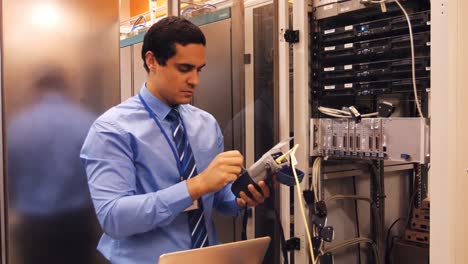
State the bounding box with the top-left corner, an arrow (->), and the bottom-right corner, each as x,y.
145,51 -> 158,72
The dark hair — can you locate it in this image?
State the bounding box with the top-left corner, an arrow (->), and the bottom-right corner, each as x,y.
35,65 -> 67,92
141,16 -> 206,73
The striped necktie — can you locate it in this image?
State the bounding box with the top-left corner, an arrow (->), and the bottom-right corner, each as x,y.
167,108 -> 209,248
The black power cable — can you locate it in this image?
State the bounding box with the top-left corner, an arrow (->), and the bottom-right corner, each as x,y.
274,207 -> 289,264
266,168 -> 289,264
352,176 -> 362,264
239,168 -> 289,263
241,208 -> 248,240
385,188 -> 418,263
384,217 -> 405,264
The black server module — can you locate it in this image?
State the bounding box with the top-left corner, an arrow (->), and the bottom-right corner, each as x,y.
311,3 -> 431,118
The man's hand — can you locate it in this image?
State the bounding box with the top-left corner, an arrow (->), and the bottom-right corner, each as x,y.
236,181 -> 271,208
187,150 -> 243,200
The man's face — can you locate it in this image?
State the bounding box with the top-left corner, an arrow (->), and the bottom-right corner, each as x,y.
150,43 -> 206,106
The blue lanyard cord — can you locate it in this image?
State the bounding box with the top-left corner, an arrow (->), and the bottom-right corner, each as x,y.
138,93 -> 185,176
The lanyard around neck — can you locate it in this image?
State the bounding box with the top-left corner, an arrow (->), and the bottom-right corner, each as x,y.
138,92 -> 189,176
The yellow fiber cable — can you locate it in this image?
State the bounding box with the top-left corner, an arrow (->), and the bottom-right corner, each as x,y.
290,144 -> 317,264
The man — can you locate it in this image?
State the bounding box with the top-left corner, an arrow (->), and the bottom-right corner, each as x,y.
9,66 -> 98,264
81,16 -> 270,263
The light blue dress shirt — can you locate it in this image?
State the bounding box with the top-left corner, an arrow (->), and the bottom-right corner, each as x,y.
9,92 -> 96,215
80,84 -> 241,264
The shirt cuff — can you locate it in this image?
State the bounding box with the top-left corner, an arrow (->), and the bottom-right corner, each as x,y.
226,198 -> 243,217
157,181 -> 193,214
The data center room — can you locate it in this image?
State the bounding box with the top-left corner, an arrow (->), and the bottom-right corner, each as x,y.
0,0 -> 467,264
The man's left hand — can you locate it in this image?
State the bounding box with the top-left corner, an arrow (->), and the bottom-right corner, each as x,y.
236,181 -> 270,208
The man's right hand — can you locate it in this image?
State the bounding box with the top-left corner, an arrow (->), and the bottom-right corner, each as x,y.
186,150 -> 243,200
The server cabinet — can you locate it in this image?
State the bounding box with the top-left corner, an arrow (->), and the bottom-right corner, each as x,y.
279,0 -> 468,263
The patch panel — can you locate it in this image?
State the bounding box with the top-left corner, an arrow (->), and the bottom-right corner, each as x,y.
310,118 -> 429,163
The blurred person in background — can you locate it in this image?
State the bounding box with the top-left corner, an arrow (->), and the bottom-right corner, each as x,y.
7,65 -> 100,264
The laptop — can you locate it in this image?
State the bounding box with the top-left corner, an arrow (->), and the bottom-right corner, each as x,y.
158,236 -> 271,264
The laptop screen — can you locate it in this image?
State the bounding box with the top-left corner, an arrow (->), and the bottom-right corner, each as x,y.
158,236 -> 271,264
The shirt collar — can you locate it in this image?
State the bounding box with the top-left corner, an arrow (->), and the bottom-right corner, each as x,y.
140,83 -> 180,120
41,92 -> 66,103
